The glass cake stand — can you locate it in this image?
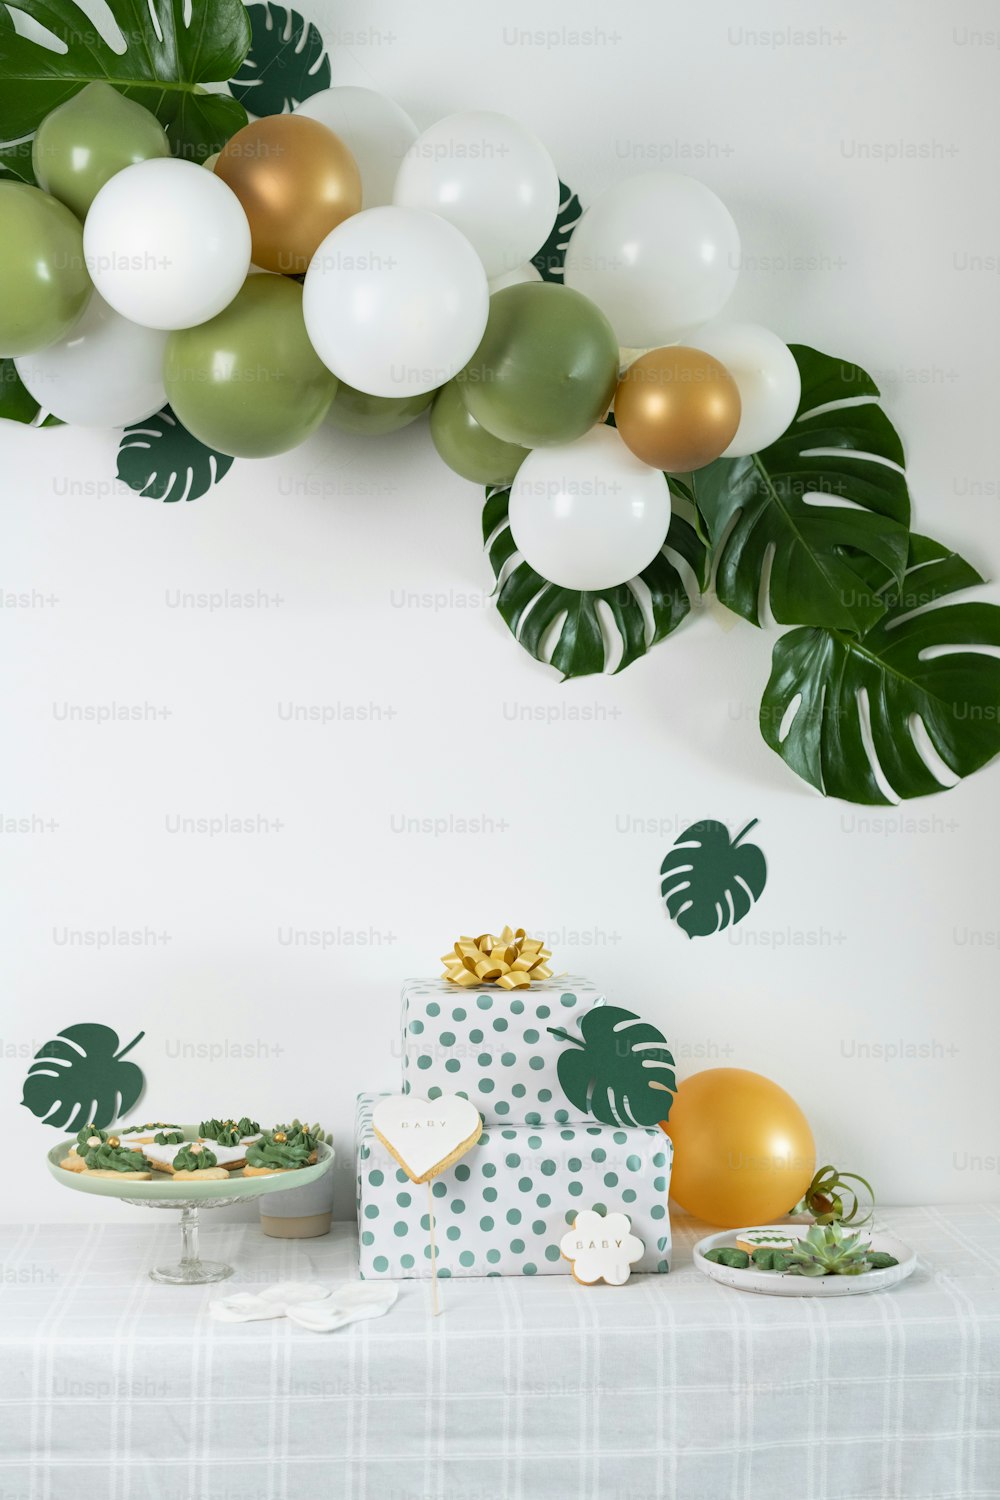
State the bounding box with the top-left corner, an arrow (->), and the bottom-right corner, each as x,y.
46,1135 -> 335,1284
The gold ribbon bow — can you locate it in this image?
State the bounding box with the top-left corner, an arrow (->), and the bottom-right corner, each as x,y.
441,927 -> 553,990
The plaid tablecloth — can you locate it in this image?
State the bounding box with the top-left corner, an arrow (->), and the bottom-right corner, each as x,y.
2,1207 -> 998,1500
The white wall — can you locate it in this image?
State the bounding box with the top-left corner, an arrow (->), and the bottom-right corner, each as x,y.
3,0 -> 999,1224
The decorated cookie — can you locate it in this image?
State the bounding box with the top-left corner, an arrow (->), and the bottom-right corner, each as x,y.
371,1094 -> 482,1185
199,1116 -> 260,1145
120,1121 -> 182,1140
243,1129 -> 312,1176
274,1120 -> 323,1154
559,1209 -> 645,1286
198,1117 -> 262,1169
59,1124 -> 110,1172
704,1246 -> 751,1268
734,1228 -> 803,1256
171,1142 -> 230,1180
80,1137 -> 153,1177
142,1130 -> 190,1174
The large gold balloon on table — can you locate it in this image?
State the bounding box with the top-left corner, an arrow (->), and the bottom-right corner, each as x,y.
214,116 -> 361,275
614,346 -> 741,472
661,1068 -> 815,1228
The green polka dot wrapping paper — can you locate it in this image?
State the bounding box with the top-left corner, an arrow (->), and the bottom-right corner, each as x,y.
355,1093 -> 672,1279
400,974 -> 605,1127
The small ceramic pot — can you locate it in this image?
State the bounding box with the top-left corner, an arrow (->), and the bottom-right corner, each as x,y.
258,1148 -> 336,1239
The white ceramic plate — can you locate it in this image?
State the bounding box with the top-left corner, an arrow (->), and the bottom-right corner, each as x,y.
694,1224 -> 917,1297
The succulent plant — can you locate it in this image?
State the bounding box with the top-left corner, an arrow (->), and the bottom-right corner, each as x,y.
784,1223 -> 875,1277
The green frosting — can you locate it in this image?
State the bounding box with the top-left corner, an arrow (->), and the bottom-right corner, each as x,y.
122,1121 -> 180,1135
704,1247 -> 750,1269
173,1143 -> 219,1171
752,1247 -> 791,1272
273,1120 -> 321,1151
199,1116 -> 259,1145
82,1142 -> 149,1173
246,1131 -> 310,1170
74,1125 -> 108,1148
153,1129 -> 184,1145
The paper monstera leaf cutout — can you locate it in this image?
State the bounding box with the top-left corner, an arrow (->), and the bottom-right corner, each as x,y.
661,818 -> 767,939
117,407 -> 234,502
228,3 -> 331,116
547,1006 -> 676,1128
21,1024 -> 145,1131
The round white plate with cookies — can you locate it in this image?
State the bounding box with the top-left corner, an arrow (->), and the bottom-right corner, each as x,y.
694,1225 -> 917,1297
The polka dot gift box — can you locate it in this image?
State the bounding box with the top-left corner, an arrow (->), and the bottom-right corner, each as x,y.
401,974 -> 605,1127
355,1093 -> 672,1279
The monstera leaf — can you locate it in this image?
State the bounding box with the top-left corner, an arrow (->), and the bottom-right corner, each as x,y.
228,4 -> 331,116
692,346 -> 911,634
661,818 -> 767,938
483,484 -> 708,678
21,1024 -> 145,1130
0,0 -> 251,164
547,1006 -> 676,1127
532,180 -> 582,283
762,534 -> 1000,803
117,407 -> 234,502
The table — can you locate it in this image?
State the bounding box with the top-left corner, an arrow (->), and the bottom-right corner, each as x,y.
2,1207 -> 998,1500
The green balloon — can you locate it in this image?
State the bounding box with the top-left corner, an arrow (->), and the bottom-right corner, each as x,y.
457,282 -> 619,447
0,183 -> 92,357
33,82 -> 170,221
430,380 -> 529,485
328,381 -> 433,435
164,275 -> 338,459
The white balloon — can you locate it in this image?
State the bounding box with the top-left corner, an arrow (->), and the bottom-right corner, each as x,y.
508,425 -> 671,591
295,86 -> 418,209
14,291 -> 167,427
564,171 -> 740,348
691,322 -> 801,456
83,159 -> 251,330
393,111 -> 560,279
488,262 -> 543,294
303,206 -> 489,397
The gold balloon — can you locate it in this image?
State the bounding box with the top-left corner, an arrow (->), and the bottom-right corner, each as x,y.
614,346 -> 741,471
214,116 -> 361,275
661,1068 -> 816,1228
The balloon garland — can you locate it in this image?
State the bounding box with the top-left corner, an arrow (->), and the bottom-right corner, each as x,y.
2,0 -> 1000,807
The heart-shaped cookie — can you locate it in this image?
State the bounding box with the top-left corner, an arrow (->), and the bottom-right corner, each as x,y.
372,1094 -> 482,1184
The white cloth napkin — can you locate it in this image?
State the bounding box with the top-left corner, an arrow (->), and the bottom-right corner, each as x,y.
208,1282 -> 333,1323
286,1283 -> 398,1332
209,1280 -> 398,1332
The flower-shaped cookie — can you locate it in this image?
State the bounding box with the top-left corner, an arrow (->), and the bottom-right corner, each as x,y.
560,1209 -> 645,1285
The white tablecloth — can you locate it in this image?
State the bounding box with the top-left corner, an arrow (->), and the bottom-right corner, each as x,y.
2,1207 -> 998,1500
